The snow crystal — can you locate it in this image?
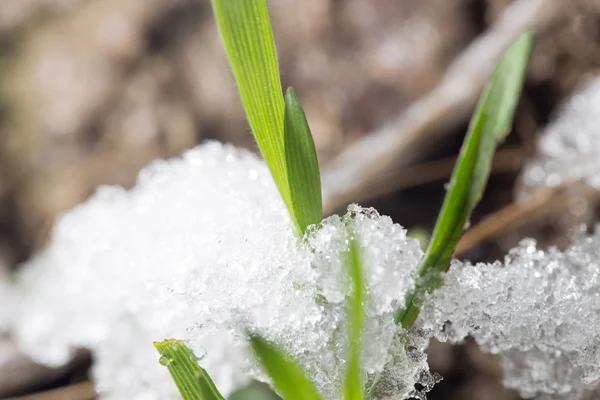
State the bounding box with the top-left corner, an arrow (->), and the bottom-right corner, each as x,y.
518,76 -> 600,197
14,141 -> 430,399
420,228 -> 600,399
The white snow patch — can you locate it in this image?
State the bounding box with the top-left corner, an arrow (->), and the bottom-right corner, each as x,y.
421,228 -> 600,399
14,141 -> 429,399
519,76 -> 600,197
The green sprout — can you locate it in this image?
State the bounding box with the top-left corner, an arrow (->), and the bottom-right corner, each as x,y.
343,233 -> 366,400
154,340 -> 225,400
394,31 -> 533,328
154,0 -> 533,397
248,334 -> 323,400
211,0 -> 321,236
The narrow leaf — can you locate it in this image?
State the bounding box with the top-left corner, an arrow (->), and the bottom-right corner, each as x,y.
230,382 -> 281,400
395,31 -> 533,328
154,340 -> 225,400
197,372 -> 225,400
284,88 -> 323,234
249,335 -> 323,400
343,231 -> 365,400
211,0 -> 290,208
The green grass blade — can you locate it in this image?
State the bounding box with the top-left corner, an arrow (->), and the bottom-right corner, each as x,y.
343,232 -> 365,400
395,31 -> 533,328
284,88 -> 323,234
249,335 -> 323,400
154,340 -> 225,400
197,372 -> 225,400
230,382 -> 281,400
210,0 -> 289,208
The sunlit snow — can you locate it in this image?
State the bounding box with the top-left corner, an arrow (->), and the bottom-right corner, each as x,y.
519,77 -> 600,197
13,141 -> 431,399
421,231 -> 600,399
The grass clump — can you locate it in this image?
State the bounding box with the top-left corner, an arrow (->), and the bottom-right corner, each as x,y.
156,0 -> 532,398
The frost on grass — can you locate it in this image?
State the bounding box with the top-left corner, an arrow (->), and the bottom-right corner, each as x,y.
519,77 -> 600,197
14,141 -> 431,399
420,229 -> 600,399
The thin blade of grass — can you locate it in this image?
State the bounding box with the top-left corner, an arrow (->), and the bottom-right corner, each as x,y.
210,0 -> 289,209
395,31 -> 533,328
154,340 -> 225,400
197,372 -> 225,400
284,88 -> 323,234
230,382 -> 282,400
343,231 -> 365,400
249,335 -> 323,400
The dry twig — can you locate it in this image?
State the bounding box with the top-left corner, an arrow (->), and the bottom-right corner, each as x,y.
455,185 -> 600,257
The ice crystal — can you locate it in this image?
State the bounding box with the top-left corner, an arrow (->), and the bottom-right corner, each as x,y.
519,77 -> 600,197
13,141 -> 430,399
420,228 -> 600,399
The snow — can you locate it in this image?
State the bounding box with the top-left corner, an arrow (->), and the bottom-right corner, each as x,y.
421,229 -> 600,399
13,141 -> 431,399
13,115 -> 600,399
519,77 -> 600,197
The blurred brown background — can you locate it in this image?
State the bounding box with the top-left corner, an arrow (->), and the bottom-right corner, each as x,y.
1,0 -> 600,399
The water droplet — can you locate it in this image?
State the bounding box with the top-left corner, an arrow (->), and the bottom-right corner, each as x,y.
158,355 -> 171,366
